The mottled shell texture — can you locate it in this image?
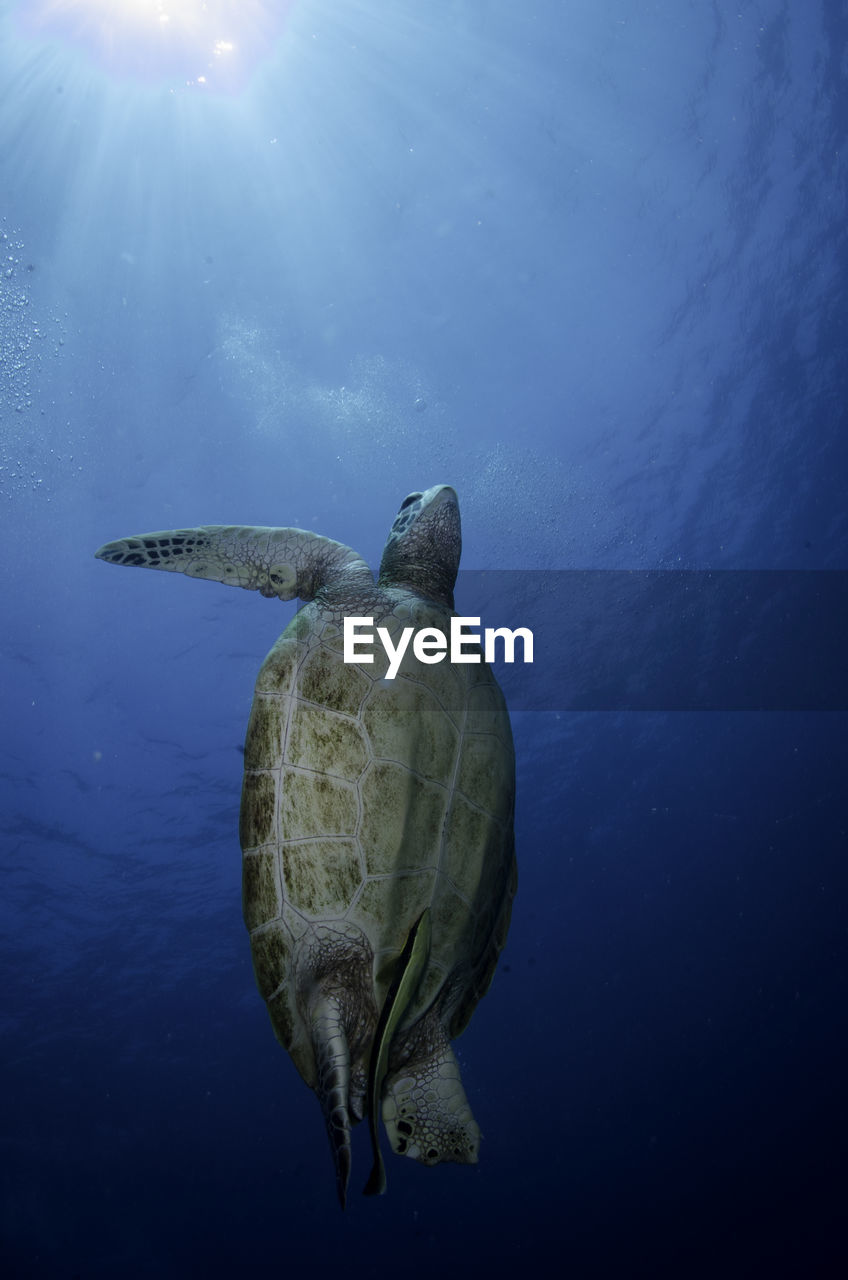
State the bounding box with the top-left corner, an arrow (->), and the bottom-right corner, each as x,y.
240,588 -> 516,1096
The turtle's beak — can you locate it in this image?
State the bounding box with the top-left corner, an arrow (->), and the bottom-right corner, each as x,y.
422,484 -> 458,510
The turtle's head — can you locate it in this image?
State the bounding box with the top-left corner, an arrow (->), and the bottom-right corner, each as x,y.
378,484 -> 461,609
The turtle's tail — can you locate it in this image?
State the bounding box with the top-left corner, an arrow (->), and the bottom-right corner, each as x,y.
310,995 -> 353,1209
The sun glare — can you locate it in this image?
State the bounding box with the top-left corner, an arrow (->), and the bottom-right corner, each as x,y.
15,0 -> 292,91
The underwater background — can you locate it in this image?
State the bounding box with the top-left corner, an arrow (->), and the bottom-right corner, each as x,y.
2,2 -> 846,1276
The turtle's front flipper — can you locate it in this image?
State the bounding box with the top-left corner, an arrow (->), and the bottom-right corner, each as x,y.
382,1029 -> 480,1168
95,525 -> 370,601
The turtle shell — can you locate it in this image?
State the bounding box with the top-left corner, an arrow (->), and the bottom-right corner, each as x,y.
240,585 -> 516,1100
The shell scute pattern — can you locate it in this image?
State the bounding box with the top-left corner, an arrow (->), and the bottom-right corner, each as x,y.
287,702 -> 369,780
242,849 -> 282,931
358,762 -> 447,876
239,771 -> 276,848
279,769 -> 358,841
282,839 -> 362,917
428,886 -> 475,968
254,636 -> 303,695
249,919 -> 292,1003
465,678 -> 510,733
243,694 -> 287,771
362,683 -> 458,784
298,641 -> 371,716
441,795 -> 496,902
457,731 -> 513,816
353,870 -> 437,957
406,656 -> 466,717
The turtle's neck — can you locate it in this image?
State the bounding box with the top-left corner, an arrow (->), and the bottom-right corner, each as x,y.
377,563 -> 455,611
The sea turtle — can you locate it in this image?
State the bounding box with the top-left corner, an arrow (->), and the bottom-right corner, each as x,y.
95,484 -> 517,1205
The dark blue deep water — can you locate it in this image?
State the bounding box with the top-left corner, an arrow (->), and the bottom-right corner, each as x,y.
2,3 -> 846,1276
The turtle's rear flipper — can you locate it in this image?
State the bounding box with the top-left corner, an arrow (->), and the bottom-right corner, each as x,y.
382,1036 -> 480,1167
310,995 -> 353,1209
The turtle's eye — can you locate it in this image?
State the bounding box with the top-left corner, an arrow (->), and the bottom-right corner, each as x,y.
399,493 -> 422,512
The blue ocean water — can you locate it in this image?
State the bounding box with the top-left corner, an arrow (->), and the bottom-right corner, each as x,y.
2,1 -> 846,1276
